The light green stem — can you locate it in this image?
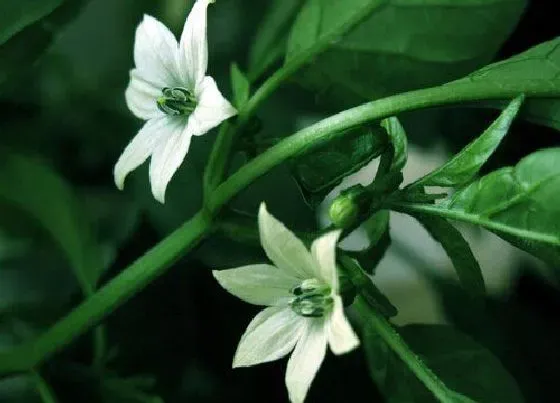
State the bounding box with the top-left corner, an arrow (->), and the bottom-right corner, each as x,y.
354,297 -> 475,403
0,79 -> 556,375
32,371 -> 59,403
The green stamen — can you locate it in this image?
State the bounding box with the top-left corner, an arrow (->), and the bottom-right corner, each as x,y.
290,279 -> 333,318
156,87 -> 197,116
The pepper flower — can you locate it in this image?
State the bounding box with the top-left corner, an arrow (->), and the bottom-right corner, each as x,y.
114,0 -> 236,203
213,203 -> 360,403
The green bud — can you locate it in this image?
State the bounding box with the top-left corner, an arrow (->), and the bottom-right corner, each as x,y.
329,185 -> 368,229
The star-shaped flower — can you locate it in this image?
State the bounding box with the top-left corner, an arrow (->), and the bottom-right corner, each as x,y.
114,0 -> 236,203
213,203 -> 360,403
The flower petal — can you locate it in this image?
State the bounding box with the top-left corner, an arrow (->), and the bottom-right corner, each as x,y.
189,76 -> 237,136
113,116 -> 172,191
133,15 -> 180,89
125,69 -> 163,120
233,306 -> 305,368
327,296 -> 360,355
310,230 -> 341,292
212,264 -> 299,306
148,117 -> 190,203
178,0 -> 210,89
285,319 -> 328,403
258,203 -> 317,280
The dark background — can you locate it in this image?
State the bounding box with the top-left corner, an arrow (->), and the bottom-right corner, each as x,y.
0,1 -> 558,402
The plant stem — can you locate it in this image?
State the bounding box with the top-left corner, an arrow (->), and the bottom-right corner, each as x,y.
0,211 -> 212,374
354,297 -> 475,403
32,370 -> 59,403
0,79 -> 556,375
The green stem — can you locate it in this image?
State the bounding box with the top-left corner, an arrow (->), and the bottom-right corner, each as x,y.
0,80 -> 557,375
0,211 -> 212,374
354,297 -> 475,403
390,202 -> 560,245
32,371 -> 59,403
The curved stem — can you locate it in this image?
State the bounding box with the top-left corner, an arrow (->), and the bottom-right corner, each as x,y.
0,80 -> 556,375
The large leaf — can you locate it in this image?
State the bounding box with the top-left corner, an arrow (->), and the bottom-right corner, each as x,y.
448,38 -> 560,130
0,0 -> 62,46
248,0 -> 303,80
413,96 -> 524,187
0,153 -> 104,292
364,324 -> 524,403
394,148 -> 560,264
292,125 -> 387,207
287,0 -> 526,108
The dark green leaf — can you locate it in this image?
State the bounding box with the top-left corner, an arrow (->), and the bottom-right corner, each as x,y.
364,324 -> 524,403
292,125 -> 387,207
287,0 -> 526,108
248,0 -> 303,80
0,153 -> 104,292
414,215 -> 485,297
448,38 -> 560,130
0,0 -> 87,88
381,116 -> 407,173
414,96 -> 524,187
230,63 -> 250,109
0,0 -> 62,46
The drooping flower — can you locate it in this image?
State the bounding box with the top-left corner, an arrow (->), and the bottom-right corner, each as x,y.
114,0 -> 237,203
213,203 -> 360,403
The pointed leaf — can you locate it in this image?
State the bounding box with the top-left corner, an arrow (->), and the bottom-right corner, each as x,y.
230,63 -> 250,109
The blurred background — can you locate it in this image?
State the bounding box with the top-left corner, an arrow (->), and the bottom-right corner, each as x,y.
0,0 -> 558,402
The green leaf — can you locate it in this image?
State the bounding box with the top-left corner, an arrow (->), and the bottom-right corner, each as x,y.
392,148 -> 560,256
287,0 -> 526,108
364,324 -> 524,403
0,0 -> 62,46
448,38 -> 560,130
347,210 -> 391,275
248,0 -> 303,80
230,63 -> 250,109
0,153 -> 104,292
413,96 -> 524,188
0,0 -> 86,88
292,125 -> 387,206
381,116 -> 408,173
414,215 -> 485,297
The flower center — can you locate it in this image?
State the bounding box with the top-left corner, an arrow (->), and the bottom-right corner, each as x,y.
156,87 -> 197,116
290,279 -> 333,318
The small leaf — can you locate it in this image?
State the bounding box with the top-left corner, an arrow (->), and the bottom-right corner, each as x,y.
414,96 -> 524,187
248,0 -> 303,80
230,63 -> 250,109
347,210 -> 391,275
448,38 -> 560,130
381,116 -> 408,173
414,215 -> 486,298
0,153 -> 104,292
363,324 -> 524,403
292,125 -> 387,207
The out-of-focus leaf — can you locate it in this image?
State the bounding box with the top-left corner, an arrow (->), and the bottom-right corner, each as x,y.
364,324 -> 524,403
230,63 -> 250,109
0,0 -> 62,46
248,0 -> 303,80
287,0 -> 526,108
413,96 -> 524,187
0,152 -> 104,292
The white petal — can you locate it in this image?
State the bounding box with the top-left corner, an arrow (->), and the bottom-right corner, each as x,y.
148,117 -> 190,203
125,69 -> 163,120
134,15 -> 180,89
188,76 -> 237,136
285,319 -> 328,403
327,297 -> 360,355
178,0 -> 211,89
233,306 -> 305,368
113,116 -> 172,191
212,264 -> 299,306
310,230 -> 341,292
258,203 -> 317,280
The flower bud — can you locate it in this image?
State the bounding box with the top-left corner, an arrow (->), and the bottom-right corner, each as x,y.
329,185 -> 368,229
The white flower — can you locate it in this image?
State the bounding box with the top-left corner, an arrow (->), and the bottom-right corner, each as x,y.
213,203 -> 360,403
114,0 -> 237,203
